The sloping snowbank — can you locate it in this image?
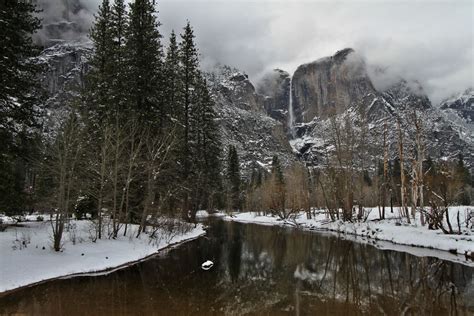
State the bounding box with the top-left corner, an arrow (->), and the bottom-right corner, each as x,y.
219,207 -> 474,265
0,220 -> 205,293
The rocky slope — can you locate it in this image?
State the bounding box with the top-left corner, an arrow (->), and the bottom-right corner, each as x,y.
205,66 -> 294,172
441,88 -> 473,121
440,88 -> 473,134
256,69 -> 291,125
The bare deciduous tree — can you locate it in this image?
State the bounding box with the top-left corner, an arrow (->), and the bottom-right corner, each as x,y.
285,163 -> 310,218
397,117 -> 410,223
41,111 -> 85,251
136,126 -> 177,237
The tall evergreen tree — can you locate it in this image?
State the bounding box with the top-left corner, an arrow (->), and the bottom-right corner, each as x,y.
0,1 -> 43,214
110,0 -> 128,115
163,30 -> 182,124
178,21 -> 200,178
154,31 -> 184,215
87,0 -> 114,121
0,1 -> 42,131
174,22 -> 223,215
226,145 -> 241,210
189,76 -> 222,212
201,77 -> 222,200
126,0 -> 163,127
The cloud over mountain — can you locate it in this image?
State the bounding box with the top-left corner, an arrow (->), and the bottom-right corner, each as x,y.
35,0 -> 473,105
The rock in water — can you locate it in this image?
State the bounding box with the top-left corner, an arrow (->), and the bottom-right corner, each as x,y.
201,260 -> 214,270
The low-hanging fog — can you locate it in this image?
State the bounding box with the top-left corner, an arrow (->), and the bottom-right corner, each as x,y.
35,0 -> 473,105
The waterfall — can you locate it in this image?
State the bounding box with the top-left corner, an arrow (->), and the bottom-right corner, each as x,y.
288,76 -> 295,137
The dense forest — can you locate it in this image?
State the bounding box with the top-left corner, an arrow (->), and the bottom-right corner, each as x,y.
2,0 -> 222,250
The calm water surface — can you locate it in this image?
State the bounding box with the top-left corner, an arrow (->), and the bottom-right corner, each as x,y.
0,220 -> 473,315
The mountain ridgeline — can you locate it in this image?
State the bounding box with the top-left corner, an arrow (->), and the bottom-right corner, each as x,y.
39,42 -> 473,174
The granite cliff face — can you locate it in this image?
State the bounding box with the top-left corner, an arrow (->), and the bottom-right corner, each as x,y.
260,49 -> 432,125
38,41 -> 91,109
256,69 -> 291,124
291,48 -> 376,123
35,41 -> 91,133
285,50 -> 472,167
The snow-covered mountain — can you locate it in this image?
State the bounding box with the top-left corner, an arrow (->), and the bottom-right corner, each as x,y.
440,88 -> 474,143
37,41 -> 473,172
205,66 -> 295,172
257,48 -> 474,169
440,88 -> 473,121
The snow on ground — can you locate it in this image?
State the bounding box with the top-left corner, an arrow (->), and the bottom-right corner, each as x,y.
196,210 -> 226,219
195,210 -> 210,218
217,206 -> 474,265
0,219 -> 205,293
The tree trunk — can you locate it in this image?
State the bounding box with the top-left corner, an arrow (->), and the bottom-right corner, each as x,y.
397,118 -> 410,223
381,120 -> 388,220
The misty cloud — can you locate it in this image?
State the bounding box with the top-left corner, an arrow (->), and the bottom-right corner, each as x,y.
35,0 -> 473,105
34,0 -> 96,44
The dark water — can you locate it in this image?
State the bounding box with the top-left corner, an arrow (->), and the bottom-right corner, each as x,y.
0,220 -> 473,316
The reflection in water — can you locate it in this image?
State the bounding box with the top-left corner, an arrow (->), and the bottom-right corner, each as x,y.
0,220 -> 473,315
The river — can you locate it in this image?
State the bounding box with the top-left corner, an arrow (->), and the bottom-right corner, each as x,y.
0,219 -> 473,315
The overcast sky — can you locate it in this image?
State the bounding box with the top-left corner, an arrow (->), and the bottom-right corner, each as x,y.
38,0 -> 473,105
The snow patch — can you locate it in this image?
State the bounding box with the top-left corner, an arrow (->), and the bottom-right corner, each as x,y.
0,220 -> 206,293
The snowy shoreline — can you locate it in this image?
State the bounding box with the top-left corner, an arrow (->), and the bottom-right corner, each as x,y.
216,207 -> 474,266
0,220 -> 206,295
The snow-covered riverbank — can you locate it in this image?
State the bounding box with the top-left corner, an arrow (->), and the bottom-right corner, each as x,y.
218,207 -> 474,264
0,219 -> 205,294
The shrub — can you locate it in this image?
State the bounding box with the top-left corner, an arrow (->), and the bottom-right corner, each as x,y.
75,195 -> 97,220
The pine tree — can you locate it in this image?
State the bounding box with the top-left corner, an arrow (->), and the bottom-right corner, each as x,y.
190,76 -> 222,212
152,31 -> 184,216
110,0 -> 128,115
226,145 -> 241,210
178,21 -> 200,178
0,1 -> 43,214
126,0 -> 164,127
163,30 -> 182,124
0,1 -> 43,131
171,23 -> 222,215
87,0 -> 114,120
